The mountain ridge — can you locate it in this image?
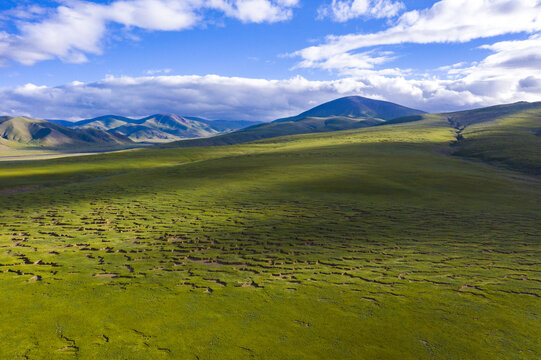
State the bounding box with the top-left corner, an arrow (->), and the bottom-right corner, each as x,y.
0,116 -> 132,149
49,114 -> 261,142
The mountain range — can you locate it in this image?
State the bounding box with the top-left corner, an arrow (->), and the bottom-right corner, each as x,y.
49,115 -> 260,142
1,95 -> 424,150
2,95 -> 540,173
0,116 -> 132,150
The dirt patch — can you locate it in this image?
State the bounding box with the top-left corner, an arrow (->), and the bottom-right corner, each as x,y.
93,273 -> 118,278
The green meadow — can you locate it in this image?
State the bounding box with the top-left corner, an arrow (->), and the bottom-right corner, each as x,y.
0,116 -> 540,359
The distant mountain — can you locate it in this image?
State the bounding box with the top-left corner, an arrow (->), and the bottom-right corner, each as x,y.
275,96 -> 425,123
165,96 -> 425,148
0,116 -> 132,149
50,114 -> 261,142
185,117 -> 261,132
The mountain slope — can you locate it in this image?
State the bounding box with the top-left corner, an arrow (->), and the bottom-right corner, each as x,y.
52,114 -> 261,142
164,98 -> 541,175
442,101 -> 541,174
167,116 -> 384,148
187,117 -> 262,132
276,96 -> 425,123
165,96 -> 425,148
0,116 -> 132,149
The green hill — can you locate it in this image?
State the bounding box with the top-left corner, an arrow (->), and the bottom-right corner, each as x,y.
440,102 -> 541,174
0,111 -> 539,359
167,116 -> 385,147
166,100 -> 541,175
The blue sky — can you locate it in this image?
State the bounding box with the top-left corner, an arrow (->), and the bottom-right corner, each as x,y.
0,0 -> 540,120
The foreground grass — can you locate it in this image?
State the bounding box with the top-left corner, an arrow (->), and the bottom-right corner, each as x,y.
0,118 -> 540,359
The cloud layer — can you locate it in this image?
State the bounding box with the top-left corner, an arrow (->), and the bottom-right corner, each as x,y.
3,60 -> 540,122
0,0 -> 299,65
0,0 -> 540,120
296,0 -> 541,72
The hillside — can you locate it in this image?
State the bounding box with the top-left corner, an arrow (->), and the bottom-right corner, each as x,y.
51,114 -> 261,142
0,116 -> 132,150
439,102 -> 541,174
0,114 -> 539,359
166,96 -> 425,147
165,100 -> 541,175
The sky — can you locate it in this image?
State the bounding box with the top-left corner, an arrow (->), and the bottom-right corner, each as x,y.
0,0 -> 540,121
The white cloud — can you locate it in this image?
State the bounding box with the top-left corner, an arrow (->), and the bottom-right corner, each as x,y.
293,49 -> 397,76
0,0 -> 299,65
441,35 -> 541,101
318,0 -> 404,22
2,0 -> 540,121
209,0 -> 299,23
297,0 -> 541,69
2,60 -> 540,122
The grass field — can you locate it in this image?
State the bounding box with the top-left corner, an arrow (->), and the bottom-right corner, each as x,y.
0,117 -> 540,359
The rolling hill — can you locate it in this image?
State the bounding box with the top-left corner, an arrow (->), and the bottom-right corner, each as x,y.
443,101 -> 541,174
0,116 -> 132,150
50,114 -> 260,142
165,96 -> 426,147
163,98 -> 541,175
368,101 -> 541,174
0,105 -> 539,359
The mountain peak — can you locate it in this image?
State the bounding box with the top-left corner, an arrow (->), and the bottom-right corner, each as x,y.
275,95 -> 425,123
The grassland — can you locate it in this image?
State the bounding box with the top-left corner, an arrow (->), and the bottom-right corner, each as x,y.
0,116 -> 540,359
451,107 -> 541,174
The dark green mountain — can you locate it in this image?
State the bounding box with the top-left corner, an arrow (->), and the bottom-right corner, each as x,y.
275,96 -> 425,122
166,96 -> 425,148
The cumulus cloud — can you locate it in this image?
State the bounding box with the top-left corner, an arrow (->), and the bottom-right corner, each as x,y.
2,0 -> 540,121
293,49 -> 397,76
318,0 -> 404,22
441,34 -> 541,101
0,0 -> 299,65
209,0 -> 299,23
296,0 -> 541,71
2,58 -> 540,122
